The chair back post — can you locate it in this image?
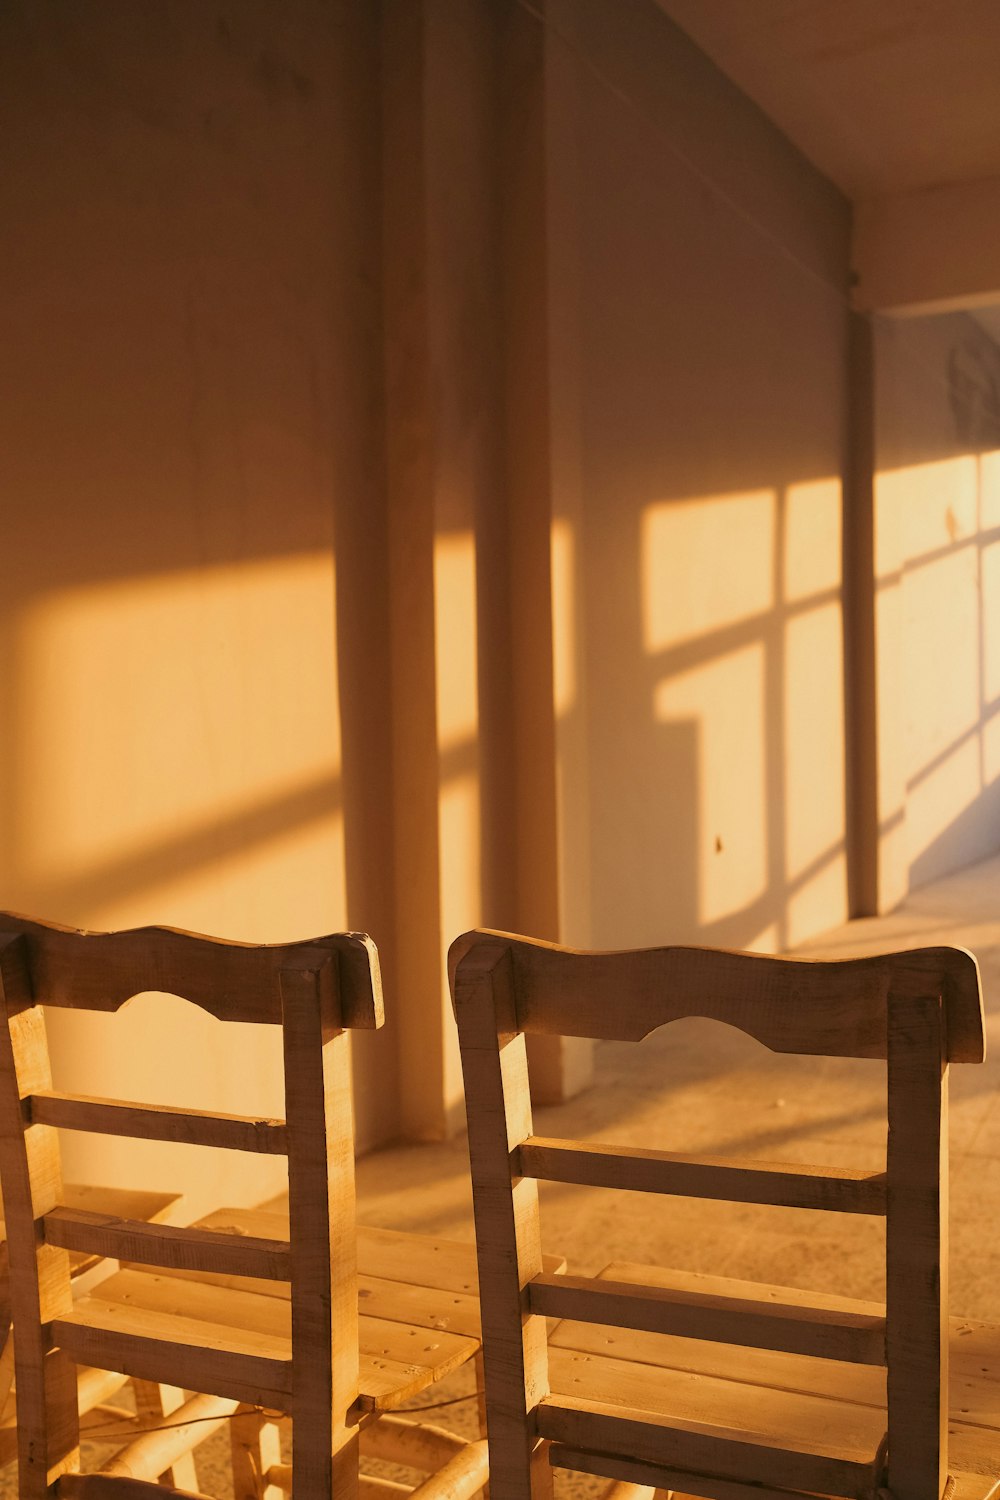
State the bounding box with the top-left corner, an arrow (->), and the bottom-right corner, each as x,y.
0,934 -> 78,1499
885,979 -> 949,1500
450,935 -> 552,1500
280,956 -> 360,1500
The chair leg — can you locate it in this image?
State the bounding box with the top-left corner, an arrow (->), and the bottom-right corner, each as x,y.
131,1381 -> 197,1492
473,1353 -> 489,1500
230,1406 -> 284,1500
529,1437 -> 554,1500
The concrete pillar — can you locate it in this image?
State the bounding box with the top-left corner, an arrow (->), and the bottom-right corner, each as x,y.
500,0 -> 593,1099
380,0 -> 592,1130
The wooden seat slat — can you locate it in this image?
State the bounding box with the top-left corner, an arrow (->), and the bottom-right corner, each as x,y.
129,1211 -> 562,1326
530,1270 -> 886,1364
51,1302 -> 292,1409
83,1268 -> 482,1412
540,1369 -> 883,1495
548,1444 -> 832,1500
548,1268 -> 1000,1450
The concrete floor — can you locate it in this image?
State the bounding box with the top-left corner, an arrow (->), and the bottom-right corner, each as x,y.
357,850 -> 1000,1322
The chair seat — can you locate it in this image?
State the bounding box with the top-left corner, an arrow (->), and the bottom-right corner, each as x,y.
545,1261 -> 1000,1489
121,1206 -> 564,1341
188,1206 -> 565,1332
56,1264 -> 481,1416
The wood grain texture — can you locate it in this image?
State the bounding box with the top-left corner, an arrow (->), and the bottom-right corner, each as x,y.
551,1282 -> 1000,1470
43,1209 -> 292,1280
99,1391 -> 237,1484
0,912 -> 382,1029
85,1267 -> 480,1410
29,1091 -> 288,1153
451,928 -> 998,1500
528,1273 -> 886,1364
50,1299 -> 292,1408
518,1137 -> 887,1213
450,928 -> 984,1061
0,938 -> 79,1498
231,1404 -> 283,1500
280,961 -> 360,1500
130,1379 -> 199,1491
452,941 -> 553,1500
57,1473 -> 216,1500
0,915 -> 481,1499
886,992 -> 949,1500
537,1392 -> 881,1496
549,1444 -> 841,1500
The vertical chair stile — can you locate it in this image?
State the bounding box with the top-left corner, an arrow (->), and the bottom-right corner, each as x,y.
451,938 -> 550,1500
0,936 -> 78,1499
886,987 -> 949,1500
280,958 -> 359,1500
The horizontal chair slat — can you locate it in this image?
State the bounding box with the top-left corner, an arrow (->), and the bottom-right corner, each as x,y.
550,1443 -> 834,1500
29,1090 -> 288,1154
537,1400 -> 883,1497
43,1208 -> 292,1281
517,1137 -> 887,1215
529,1273 -> 887,1365
51,1312 -> 291,1409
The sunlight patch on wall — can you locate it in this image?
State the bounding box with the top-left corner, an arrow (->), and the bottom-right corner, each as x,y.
653,642 -> 766,926
783,479 -> 841,603
437,768 -> 481,1110
881,455 -> 979,566
433,529 -> 481,1124
982,450 -> 1000,528
641,490 -> 774,652
784,603 -> 846,885
434,530 -> 479,753
984,708 -> 1000,787
906,734 -> 982,856
983,539 -> 1000,704
902,546 -> 980,773
551,517 -> 577,718
19,551 -> 346,937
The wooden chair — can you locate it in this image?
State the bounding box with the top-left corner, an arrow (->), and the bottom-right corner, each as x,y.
0,914 -> 489,1500
0,1184 -> 185,1479
449,929 -> 1000,1500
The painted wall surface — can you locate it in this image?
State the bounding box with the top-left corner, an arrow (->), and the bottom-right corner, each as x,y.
1,0 -> 903,1187
874,313 -> 1000,904
545,0 -> 853,953
0,1 -> 391,1212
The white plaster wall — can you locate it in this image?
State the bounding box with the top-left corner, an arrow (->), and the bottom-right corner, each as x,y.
546,0 -> 853,955
0,0 -> 390,1210
874,312 -> 1000,900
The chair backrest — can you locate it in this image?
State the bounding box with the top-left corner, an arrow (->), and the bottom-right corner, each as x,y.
449,929 -> 985,1500
0,912 -> 383,1500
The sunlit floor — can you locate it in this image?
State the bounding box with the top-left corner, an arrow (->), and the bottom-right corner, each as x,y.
352,850 -> 1000,1321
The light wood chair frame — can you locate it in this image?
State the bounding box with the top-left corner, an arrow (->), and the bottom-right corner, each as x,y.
0,913 -> 384,1500
449,928 -> 988,1500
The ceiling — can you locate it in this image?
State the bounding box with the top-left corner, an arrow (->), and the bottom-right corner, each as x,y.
654,0 -> 1000,200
